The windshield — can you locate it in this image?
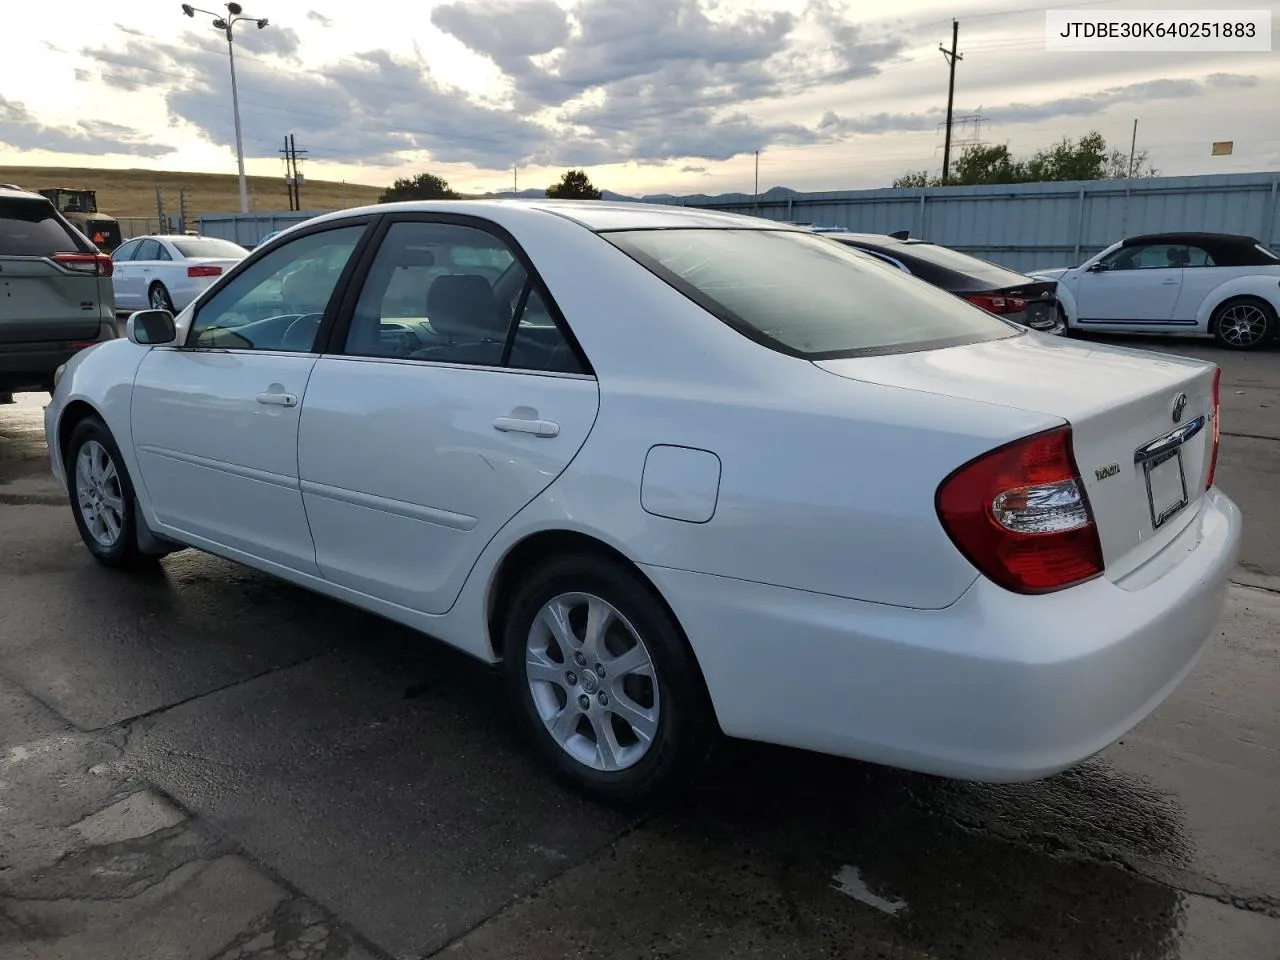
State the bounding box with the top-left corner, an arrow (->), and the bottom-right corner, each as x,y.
604,228 -> 1018,358
172,237 -> 249,259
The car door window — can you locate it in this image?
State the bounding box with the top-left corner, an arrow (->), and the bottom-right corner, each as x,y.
135,239 -> 160,262
507,286 -> 586,374
1182,246 -> 1215,267
155,243 -> 173,262
187,224 -> 366,351
344,220 -> 540,368
1102,244 -> 1193,270
112,240 -> 141,262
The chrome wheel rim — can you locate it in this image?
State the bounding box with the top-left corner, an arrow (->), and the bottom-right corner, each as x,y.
1219,304 -> 1269,347
74,440 -> 125,547
150,286 -> 168,310
525,593 -> 660,772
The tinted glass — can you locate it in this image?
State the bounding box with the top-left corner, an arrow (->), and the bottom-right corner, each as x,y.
156,243 -> 172,262
896,241 -> 1032,285
508,287 -> 585,374
112,239 -> 141,262
0,198 -> 85,256
344,221 -> 518,366
172,237 -> 249,259
135,239 -> 161,261
1103,244 -> 1210,269
188,224 -> 365,351
607,228 -> 1017,358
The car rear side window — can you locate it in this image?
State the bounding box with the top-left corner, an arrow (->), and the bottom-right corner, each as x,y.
0,198 -> 86,256
605,228 -> 1018,359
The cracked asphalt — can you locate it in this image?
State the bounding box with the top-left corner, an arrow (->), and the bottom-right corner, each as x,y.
1,333 -> 1278,960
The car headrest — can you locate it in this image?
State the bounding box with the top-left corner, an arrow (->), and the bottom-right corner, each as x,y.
426,274 -> 505,340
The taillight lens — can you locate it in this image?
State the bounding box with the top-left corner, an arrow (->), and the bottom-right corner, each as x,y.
1206,367 -> 1222,489
188,264 -> 223,278
936,425 -> 1104,594
52,252 -> 113,277
965,293 -> 1026,314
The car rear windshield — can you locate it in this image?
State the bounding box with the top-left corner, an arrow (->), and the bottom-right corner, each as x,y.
604,228 -> 1019,358
892,240 -> 1033,284
171,237 -> 248,259
0,197 -> 87,257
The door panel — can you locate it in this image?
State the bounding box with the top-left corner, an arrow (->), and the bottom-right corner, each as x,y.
1076,242 -> 1190,324
298,357 -> 599,613
131,350 -> 321,572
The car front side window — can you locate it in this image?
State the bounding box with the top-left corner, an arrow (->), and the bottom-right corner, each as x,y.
342,221 -> 520,367
186,224 -> 366,352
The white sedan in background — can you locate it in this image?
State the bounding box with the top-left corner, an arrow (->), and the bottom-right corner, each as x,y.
1032,232 -> 1280,350
46,201 -> 1241,802
110,235 -> 248,314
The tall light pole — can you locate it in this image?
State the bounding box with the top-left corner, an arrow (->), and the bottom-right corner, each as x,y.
181,3 -> 270,213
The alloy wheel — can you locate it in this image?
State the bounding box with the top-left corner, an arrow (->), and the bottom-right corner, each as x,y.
1218,303 -> 1270,348
525,592 -> 661,772
75,440 -> 125,547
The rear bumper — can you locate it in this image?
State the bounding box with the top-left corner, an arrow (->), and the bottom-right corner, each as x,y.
0,322 -> 117,390
644,487 -> 1241,781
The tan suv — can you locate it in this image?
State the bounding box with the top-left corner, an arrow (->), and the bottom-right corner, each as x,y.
0,185 -> 118,401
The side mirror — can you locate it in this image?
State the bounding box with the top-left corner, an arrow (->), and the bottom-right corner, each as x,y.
1086,261 -> 1108,273
126,309 -> 177,346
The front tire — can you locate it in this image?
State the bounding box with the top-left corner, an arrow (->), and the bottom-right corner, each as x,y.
65,417 -> 153,569
501,553 -> 716,804
1212,297 -> 1277,350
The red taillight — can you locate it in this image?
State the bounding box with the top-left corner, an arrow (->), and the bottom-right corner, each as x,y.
1206,367 -> 1222,489
936,425 -> 1104,594
187,264 -> 223,278
53,252 -> 113,277
965,293 -> 1027,315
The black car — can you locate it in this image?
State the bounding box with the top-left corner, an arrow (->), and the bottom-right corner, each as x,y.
817,231 -> 1064,334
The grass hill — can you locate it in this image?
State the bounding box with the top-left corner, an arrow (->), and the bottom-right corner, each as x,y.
0,165 -> 383,219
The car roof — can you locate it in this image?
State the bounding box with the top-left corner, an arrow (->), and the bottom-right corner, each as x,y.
1122,232 -> 1260,248
0,184 -> 51,202
302,198 -> 803,234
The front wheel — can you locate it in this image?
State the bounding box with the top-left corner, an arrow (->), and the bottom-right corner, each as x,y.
65,417 -> 153,569
1212,298 -> 1277,350
502,554 -> 717,804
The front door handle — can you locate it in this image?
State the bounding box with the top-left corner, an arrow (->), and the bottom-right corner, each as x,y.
493,417 -> 559,438
256,391 -> 298,407
1161,278 -> 1179,285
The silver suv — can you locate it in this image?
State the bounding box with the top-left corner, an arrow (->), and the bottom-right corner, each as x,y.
0,185 -> 117,400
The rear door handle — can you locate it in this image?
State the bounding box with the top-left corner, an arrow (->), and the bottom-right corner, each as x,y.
492,417 -> 559,438
256,391 -> 297,407
1161,278 -> 1179,285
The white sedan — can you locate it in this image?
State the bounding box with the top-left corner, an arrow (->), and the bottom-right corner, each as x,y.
110,234 -> 248,314
46,201 -> 1241,802
1031,231 -> 1280,350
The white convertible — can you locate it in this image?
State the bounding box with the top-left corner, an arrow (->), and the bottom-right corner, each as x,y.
1032,232 -> 1280,350
45,201 -> 1241,802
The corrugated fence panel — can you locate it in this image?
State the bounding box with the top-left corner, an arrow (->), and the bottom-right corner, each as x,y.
672,172 -> 1280,272
198,172 -> 1280,273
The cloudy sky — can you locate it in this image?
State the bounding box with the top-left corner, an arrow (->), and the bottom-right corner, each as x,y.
2,0 -> 1277,197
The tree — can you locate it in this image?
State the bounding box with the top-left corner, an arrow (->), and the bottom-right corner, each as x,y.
546,169 -> 603,200
378,172 -> 459,203
890,130 -> 1158,188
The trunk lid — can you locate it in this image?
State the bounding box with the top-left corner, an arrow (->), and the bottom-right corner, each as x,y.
0,256 -> 106,342
962,280 -> 1060,332
816,333 -> 1218,579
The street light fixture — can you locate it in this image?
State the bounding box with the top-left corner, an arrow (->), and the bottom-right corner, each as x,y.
181,3 -> 271,213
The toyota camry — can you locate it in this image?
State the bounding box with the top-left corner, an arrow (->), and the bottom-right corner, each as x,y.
45,200 -> 1242,802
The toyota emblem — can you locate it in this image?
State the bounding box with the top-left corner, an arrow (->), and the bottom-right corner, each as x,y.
1171,392 -> 1188,423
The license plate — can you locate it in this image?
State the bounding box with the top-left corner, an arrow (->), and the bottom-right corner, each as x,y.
1144,449 -> 1188,529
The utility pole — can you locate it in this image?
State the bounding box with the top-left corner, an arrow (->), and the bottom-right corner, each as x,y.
154,186 -> 166,232
754,150 -> 760,213
290,133 -> 306,210
1127,118 -> 1139,179
940,19 -> 962,185
280,136 -> 294,209
514,164 -> 518,195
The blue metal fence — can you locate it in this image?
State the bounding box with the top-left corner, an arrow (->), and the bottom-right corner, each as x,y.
666,172 -> 1280,273
198,171 -> 1280,272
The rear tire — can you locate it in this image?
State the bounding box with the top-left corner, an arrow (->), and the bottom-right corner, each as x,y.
501,552 -> 717,805
1212,297 -> 1276,351
65,417 -> 157,570
149,282 -> 175,313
